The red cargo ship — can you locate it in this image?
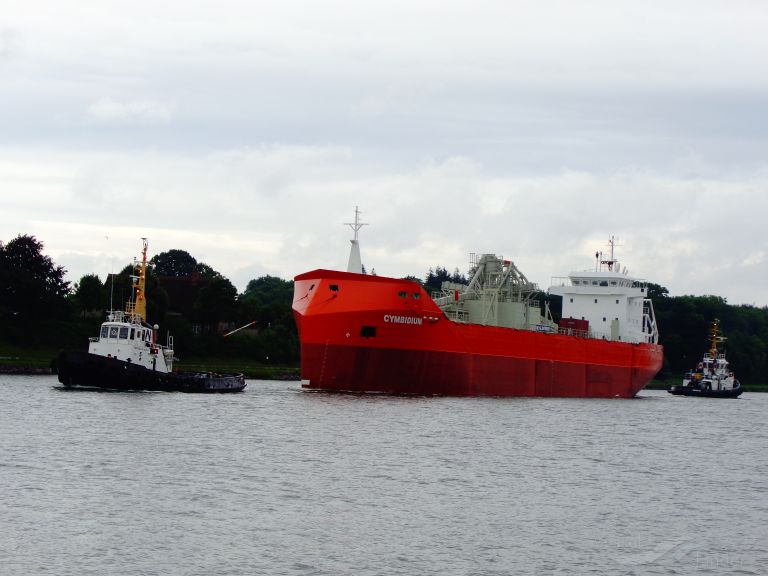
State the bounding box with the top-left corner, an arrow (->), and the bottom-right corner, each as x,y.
292,210 -> 662,398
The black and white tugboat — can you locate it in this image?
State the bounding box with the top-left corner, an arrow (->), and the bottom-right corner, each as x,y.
669,319 -> 742,398
56,239 -> 246,393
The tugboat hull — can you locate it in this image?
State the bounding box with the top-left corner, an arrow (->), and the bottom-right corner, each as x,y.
668,384 -> 742,398
56,350 -> 246,393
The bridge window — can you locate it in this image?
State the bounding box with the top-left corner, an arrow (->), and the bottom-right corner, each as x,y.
101,326 -> 109,338
360,326 -> 377,338
119,327 -> 129,339
109,326 -> 119,339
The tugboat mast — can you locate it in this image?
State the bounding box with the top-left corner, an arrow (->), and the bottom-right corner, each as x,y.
126,238 -> 148,322
136,238 -> 148,321
709,318 -> 725,358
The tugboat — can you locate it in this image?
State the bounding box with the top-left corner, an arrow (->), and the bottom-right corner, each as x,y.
56,239 -> 246,393
669,319 -> 742,398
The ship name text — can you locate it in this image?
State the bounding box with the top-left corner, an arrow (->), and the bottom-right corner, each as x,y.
383,314 -> 423,326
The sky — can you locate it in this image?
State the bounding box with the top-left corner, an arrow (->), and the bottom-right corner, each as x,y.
2,0 -> 767,306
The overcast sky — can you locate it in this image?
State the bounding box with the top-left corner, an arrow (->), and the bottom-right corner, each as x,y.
2,1 -> 767,305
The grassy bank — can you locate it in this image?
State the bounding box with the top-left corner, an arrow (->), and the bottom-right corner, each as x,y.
0,343 -> 59,373
173,357 -> 300,380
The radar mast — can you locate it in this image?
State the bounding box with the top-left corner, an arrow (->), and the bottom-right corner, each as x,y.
344,206 -> 368,273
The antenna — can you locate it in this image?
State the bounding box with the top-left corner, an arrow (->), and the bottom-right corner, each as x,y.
106,235 -> 115,314
344,205 -> 368,241
600,235 -> 623,272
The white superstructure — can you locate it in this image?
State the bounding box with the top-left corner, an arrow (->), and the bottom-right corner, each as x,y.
549,237 -> 659,344
88,310 -> 174,372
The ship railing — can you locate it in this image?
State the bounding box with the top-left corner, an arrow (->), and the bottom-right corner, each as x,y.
589,329 -> 617,341
443,308 -> 470,323
558,327 -> 589,338
643,299 -> 659,344
107,310 -> 126,322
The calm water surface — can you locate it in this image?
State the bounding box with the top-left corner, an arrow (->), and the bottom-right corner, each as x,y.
1,375 -> 766,576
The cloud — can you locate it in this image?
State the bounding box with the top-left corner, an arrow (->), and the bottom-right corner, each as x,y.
1,145 -> 767,306
0,27 -> 14,59
2,2 -> 767,307
87,98 -> 175,125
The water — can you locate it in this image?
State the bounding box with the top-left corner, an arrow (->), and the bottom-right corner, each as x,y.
1,375 -> 766,576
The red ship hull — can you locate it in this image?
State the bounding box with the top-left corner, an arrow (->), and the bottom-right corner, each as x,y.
293,270 -> 663,398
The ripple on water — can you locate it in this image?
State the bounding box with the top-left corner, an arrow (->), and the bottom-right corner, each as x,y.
1,376 -> 767,576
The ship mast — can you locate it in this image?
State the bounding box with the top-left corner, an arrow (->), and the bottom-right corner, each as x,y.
127,238 -> 148,322
344,206 -> 368,273
709,318 -> 725,357
599,235 -> 622,272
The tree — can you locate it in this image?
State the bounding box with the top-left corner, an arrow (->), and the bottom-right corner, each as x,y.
239,275 -> 295,330
424,266 -> 467,294
0,234 -> 70,320
151,249 -> 197,276
401,275 -> 423,285
151,249 -> 218,278
646,283 -> 669,300
194,276 -> 238,325
71,273 -> 104,313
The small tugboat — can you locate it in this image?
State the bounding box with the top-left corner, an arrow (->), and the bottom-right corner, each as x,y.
56,239 -> 246,393
669,319 -> 742,398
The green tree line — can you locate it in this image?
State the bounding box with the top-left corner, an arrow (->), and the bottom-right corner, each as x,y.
2,234 -> 768,384
0,235 -> 298,364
